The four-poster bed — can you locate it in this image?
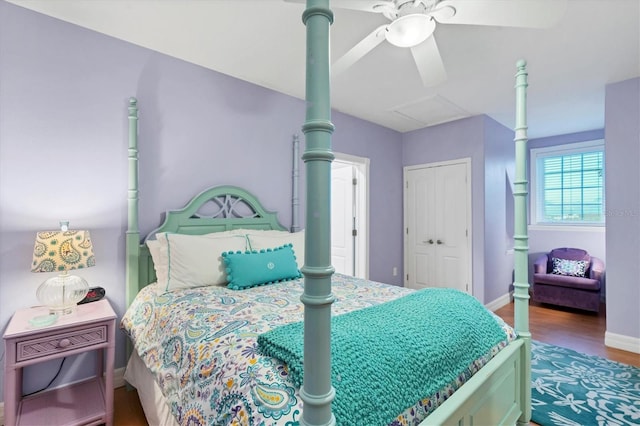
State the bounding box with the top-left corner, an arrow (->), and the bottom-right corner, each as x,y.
121,1 -> 531,425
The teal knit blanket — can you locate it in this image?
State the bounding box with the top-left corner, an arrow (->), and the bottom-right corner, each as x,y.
258,288 -> 508,426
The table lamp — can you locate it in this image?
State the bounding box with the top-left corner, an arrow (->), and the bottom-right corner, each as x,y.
31,222 -> 95,315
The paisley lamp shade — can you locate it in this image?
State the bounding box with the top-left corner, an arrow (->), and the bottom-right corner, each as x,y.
31,228 -> 95,315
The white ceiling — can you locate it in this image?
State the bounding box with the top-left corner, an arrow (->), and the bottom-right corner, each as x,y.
7,0 -> 640,138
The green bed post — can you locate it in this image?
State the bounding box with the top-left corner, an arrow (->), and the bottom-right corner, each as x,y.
513,60 -> 531,425
300,1 -> 336,425
126,97 -> 140,311
292,133 -> 301,232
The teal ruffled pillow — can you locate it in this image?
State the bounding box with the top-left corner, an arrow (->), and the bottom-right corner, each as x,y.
222,244 -> 301,290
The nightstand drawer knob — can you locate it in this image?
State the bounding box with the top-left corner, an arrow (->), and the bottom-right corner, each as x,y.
58,338 -> 71,348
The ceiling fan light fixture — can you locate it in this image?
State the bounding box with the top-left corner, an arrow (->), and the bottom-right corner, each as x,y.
386,14 -> 435,48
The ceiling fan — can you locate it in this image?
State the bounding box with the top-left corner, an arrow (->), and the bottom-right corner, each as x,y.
285,0 -> 566,87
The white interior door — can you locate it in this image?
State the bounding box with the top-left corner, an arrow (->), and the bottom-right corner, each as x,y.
331,154 -> 369,278
331,161 -> 353,275
404,160 -> 471,292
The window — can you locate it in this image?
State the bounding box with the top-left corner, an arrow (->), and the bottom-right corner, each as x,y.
531,140 -> 605,226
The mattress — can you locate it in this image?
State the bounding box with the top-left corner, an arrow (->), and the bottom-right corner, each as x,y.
121,273 -> 516,425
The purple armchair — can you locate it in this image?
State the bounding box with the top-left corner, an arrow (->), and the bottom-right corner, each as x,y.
533,247 -> 605,312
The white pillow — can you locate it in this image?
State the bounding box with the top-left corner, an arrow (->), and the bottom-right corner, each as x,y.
155,232 -> 248,291
145,239 -> 165,286
246,230 -> 305,269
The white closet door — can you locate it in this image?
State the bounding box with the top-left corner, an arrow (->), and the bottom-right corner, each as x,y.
404,160 -> 471,292
405,167 -> 437,289
434,162 -> 469,288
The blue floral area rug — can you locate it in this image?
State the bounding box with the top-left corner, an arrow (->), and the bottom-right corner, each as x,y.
531,340 -> 640,425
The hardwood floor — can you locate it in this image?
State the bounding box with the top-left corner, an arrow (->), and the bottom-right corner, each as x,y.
114,385 -> 147,426
113,300 -> 640,425
495,300 -> 640,368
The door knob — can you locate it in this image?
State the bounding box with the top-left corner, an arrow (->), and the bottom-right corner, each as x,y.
422,239 -> 434,244
436,239 -> 443,245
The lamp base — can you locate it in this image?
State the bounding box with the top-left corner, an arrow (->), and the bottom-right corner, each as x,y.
37,272 -> 89,316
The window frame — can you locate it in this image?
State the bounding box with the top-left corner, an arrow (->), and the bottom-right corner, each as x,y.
530,139 -> 605,228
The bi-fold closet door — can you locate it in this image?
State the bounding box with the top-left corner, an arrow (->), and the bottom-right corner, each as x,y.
404,159 -> 471,293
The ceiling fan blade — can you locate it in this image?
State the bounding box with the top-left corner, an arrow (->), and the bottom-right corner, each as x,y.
283,0 -> 392,13
332,24 -> 387,77
435,0 -> 567,28
410,36 -> 447,87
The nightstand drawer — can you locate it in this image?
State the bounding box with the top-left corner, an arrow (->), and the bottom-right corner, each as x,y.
16,325 -> 108,362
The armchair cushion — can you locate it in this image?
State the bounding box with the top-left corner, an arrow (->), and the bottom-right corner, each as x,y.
533,272 -> 601,291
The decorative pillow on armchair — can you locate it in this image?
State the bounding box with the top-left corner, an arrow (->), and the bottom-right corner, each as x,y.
551,257 -> 589,277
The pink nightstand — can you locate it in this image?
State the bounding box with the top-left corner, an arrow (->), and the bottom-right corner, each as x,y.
3,299 -> 116,426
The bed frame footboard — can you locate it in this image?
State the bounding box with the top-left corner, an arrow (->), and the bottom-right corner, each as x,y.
420,339 -> 525,425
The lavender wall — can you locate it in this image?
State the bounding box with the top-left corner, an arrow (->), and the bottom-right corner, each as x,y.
604,78 -> 640,344
331,115 -> 404,285
0,2 -> 403,401
483,118 -> 517,304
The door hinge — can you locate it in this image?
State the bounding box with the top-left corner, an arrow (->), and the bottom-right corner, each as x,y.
406,227 -> 409,235
352,177 -> 357,185
405,181 -> 408,189
352,229 -> 358,237
406,274 -> 409,281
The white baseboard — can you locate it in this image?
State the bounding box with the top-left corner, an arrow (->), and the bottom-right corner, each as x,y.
605,331 -> 640,354
0,368 -> 126,426
485,292 -> 512,312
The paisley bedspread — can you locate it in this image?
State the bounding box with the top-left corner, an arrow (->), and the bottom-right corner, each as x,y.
121,274 -> 516,426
